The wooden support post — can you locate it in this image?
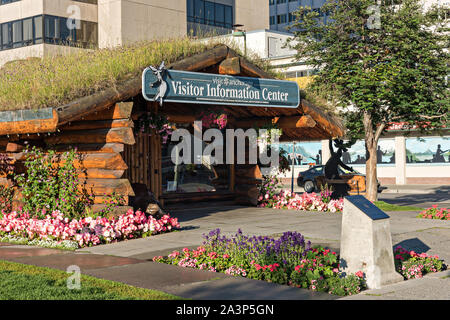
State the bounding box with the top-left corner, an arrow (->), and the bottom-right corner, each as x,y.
229,164 -> 235,192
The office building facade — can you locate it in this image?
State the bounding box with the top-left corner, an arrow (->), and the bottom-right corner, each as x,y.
0,0 -> 269,66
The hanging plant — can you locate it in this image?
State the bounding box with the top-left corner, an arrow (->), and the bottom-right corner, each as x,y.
137,113 -> 173,144
199,110 -> 228,129
254,122 -> 283,144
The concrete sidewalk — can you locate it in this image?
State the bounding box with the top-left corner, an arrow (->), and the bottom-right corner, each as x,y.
1,205 -> 449,300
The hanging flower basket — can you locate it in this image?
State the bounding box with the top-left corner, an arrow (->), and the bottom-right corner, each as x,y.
199,110 -> 228,129
137,113 -> 173,144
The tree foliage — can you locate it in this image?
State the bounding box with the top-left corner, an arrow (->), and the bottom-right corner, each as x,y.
288,0 -> 449,199
289,0 -> 448,136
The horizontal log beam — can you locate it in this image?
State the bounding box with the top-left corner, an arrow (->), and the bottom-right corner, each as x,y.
81,102 -> 134,121
77,169 -> 125,179
45,127 -> 135,145
91,196 -> 129,206
0,109 -> 58,136
275,115 -> 316,129
12,152 -> 128,170
168,45 -> 229,72
55,75 -> 139,124
60,119 -> 134,131
78,178 -> 135,196
50,143 -> 125,154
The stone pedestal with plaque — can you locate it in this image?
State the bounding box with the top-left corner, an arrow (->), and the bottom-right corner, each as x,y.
339,195 -> 403,289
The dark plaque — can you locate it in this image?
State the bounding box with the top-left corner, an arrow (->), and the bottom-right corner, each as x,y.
345,195 -> 390,220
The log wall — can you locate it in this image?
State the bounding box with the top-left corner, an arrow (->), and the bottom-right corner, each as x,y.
0,102 -> 137,210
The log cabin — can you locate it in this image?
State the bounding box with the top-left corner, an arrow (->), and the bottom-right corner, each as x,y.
0,44 -> 344,215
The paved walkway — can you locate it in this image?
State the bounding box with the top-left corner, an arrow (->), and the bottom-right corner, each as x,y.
0,205 -> 449,300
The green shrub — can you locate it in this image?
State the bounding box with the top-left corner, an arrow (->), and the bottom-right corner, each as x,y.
14,147 -> 91,219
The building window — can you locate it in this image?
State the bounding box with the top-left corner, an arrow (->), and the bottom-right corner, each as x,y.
270,16 -> 276,25
277,0 -> 286,3
288,12 -> 296,22
0,0 -> 21,5
277,14 -> 287,24
0,15 -> 98,52
187,0 -> 233,36
269,0 -> 275,5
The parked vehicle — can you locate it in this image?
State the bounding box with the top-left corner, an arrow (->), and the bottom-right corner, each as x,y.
297,165 -> 381,194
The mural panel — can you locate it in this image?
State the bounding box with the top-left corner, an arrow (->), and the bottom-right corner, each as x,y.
278,142 -> 322,165
406,137 -> 450,164
341,139 -> 396,165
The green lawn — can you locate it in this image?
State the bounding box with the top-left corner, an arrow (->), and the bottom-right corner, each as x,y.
374,201 -> 423,212
0,260 -> 182,300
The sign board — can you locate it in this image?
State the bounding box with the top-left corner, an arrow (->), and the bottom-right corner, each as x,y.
142,68 -> 300,108
345,195 -> 390,220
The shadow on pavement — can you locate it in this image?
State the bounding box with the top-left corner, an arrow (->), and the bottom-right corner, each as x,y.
393,238 -> 431,253
379,186 -> 450,207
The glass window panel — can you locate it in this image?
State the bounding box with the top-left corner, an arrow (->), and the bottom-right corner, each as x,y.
23,18 -> 33,43
88,22 -> 98,46
194,0 -> 204,23
12,20 -> 22,47
44,16 -> 55,40
187,0 -> 194,18
2,23 -> 12,48
34,16 -> 43,41
76,20 -> 87,44
54,17 -> 61,42
60,17 -> 71,43
215,3 -> 225,26
205,2 -> 214,25
224,6 -> 232,28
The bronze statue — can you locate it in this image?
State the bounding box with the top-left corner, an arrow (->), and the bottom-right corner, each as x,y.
324,139 -> 355,199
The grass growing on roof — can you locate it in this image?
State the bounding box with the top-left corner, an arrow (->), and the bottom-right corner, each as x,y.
0,38 -> 211,111
0,259 -> 183,300
0,37 -> 279,112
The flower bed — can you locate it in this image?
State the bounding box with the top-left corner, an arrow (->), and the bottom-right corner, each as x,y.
416,205 -> 449,220
153,229 -> 366,296
394,246 -> 445,279
0,209 -> 180,249
153,229 -> 447,296
258,189 -> 344,213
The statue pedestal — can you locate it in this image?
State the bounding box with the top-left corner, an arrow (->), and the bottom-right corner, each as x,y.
339,196 -> 404,289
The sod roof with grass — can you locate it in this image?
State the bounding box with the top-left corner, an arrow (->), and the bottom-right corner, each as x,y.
0,38 -> 344,140
0,38 -> 251,112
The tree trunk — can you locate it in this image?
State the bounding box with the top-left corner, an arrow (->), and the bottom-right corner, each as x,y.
363,112 -> 379,202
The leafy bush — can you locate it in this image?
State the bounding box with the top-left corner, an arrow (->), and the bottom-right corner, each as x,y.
0,185 -> 13,215
394,246 -> 445,279
14,147 -> 91,219
417,205 -> 449,220
257,175 -> 282,207
326,274 -> 365,296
